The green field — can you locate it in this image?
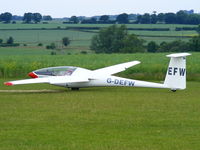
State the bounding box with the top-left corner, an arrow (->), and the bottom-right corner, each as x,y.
0,80 -> 200,150
0,23 -> 198,50
0,51 -> 199,81
0,22 -> 199,149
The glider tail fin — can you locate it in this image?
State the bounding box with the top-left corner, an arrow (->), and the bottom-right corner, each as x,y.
164,53 -> 191,90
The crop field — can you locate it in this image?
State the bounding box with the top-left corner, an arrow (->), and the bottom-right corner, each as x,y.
0,79 -> 200,150
0,51 -> 199,81
0,23 -> 198,50
0,22 -> 199,150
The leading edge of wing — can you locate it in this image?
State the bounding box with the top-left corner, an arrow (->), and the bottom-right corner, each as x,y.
4,76 -> 89,86
4,78 -> 49,86
92,60 -> 141,76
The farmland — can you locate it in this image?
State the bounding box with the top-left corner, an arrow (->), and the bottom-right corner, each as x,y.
0,23 -> 198,50
0,80 -> 200,150
0,52 -> 199,81
0,22 -> 200,150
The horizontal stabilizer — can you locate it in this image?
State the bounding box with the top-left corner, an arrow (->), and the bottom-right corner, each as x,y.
166,53 -> 191,58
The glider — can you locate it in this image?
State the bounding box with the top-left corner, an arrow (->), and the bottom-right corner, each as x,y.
4,53 -> 191,92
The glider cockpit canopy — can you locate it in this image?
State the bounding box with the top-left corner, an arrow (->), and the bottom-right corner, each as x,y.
34,66 -> 77,77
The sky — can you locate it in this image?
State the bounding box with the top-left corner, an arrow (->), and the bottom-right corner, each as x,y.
1,0 -> 200,17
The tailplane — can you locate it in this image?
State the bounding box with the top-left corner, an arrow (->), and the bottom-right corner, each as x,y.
164,53 -> 191,91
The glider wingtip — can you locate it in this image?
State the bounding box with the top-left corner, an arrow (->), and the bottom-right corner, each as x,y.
4,82 -> 13,86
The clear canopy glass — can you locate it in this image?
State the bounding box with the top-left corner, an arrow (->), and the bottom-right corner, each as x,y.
34,66 -> 77,76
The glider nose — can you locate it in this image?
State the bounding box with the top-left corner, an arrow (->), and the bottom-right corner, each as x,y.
28,72 -> 38,78
4,82 -> 13,86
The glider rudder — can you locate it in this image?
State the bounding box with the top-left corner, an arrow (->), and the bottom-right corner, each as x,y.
164,53 -> 191,91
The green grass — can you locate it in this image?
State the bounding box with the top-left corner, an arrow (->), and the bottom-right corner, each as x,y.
0,79 -> 200,150
0,52 -> 199,81
0,23 -> 198,49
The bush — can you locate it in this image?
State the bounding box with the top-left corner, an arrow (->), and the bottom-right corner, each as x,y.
80,51 -> 87,54
0,43 -> 20,47
158,40 -> 189,52
0,39 -> 3,44
51,51 -> 56,55
7,37 -> 14,44
147,41 -> 159,53
46,43 -> 56,50
62,37 -> 70,47
189,35 -> 200,51
90,25 -> 145,53
38,43 -> 43,46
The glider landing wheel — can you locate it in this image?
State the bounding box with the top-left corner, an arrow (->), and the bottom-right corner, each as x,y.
71,88 -> 80,91
171,89 -> 177,92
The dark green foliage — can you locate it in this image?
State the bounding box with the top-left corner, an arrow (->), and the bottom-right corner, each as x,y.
116,13 -> 129,24
196,24 -> 200,35
158,40 -> 189,52
43,15 -> 52,21
7,37 -> 14,44
62,37 -> 70,47
51,51 -> 56,55
46,43 -> 56,50
0,39 -> 3,44
80,51 -> 88,54
147,41 -> 159,53
120,34 -> 145,53
157,13 -> 165,23
91,25 -> 145,53
70,16 -> 79,24
23,12 -> 42,23
99,15 -> 109,23
189,35 -> 200,52
38,43 -> 43,46
0,12 -> 12,23
23,13 -> 33,23
91,25 -> 127,53
32,13 -> 42,23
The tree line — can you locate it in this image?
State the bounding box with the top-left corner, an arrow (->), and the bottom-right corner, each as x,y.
1,10 -> 200,25
0,12 -> 52,23
68,10 -> 200,25
90,25 -> 200,53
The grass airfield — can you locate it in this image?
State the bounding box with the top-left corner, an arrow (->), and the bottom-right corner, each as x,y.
0,80 -> 200,150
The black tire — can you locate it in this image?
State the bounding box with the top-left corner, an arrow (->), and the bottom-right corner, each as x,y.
71,88 -> 80,91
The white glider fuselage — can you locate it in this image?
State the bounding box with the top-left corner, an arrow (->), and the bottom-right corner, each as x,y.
4,53 -> 191,91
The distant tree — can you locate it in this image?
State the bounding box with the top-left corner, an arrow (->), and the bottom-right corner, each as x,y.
186,14 -> 200,25
91,25 -> 128,53
99,15 -> 109,23
70,16 -> 79,23
189,35 -> 200,51
23,13 -> 33,23
32,13 -> 42,23
147,41 -> 158,52
46,43 -> 56,50
136,15 -> 142,23
62,37 -> 70,47
164,13 -> 177,24
140,13 -> 151,24
7,36 -> 14,44
43,15 -> 52,21
0,39 -> 3,44
157,13 -> 165,23
150,14 -> 157,24
196,24 -> 200,35
176,11 -> 188,24
0,12 -> 12,23
158,40 -> 189,52
120,34 -> 145,53
81,17 -> 97,24
116,13 -> 129,24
